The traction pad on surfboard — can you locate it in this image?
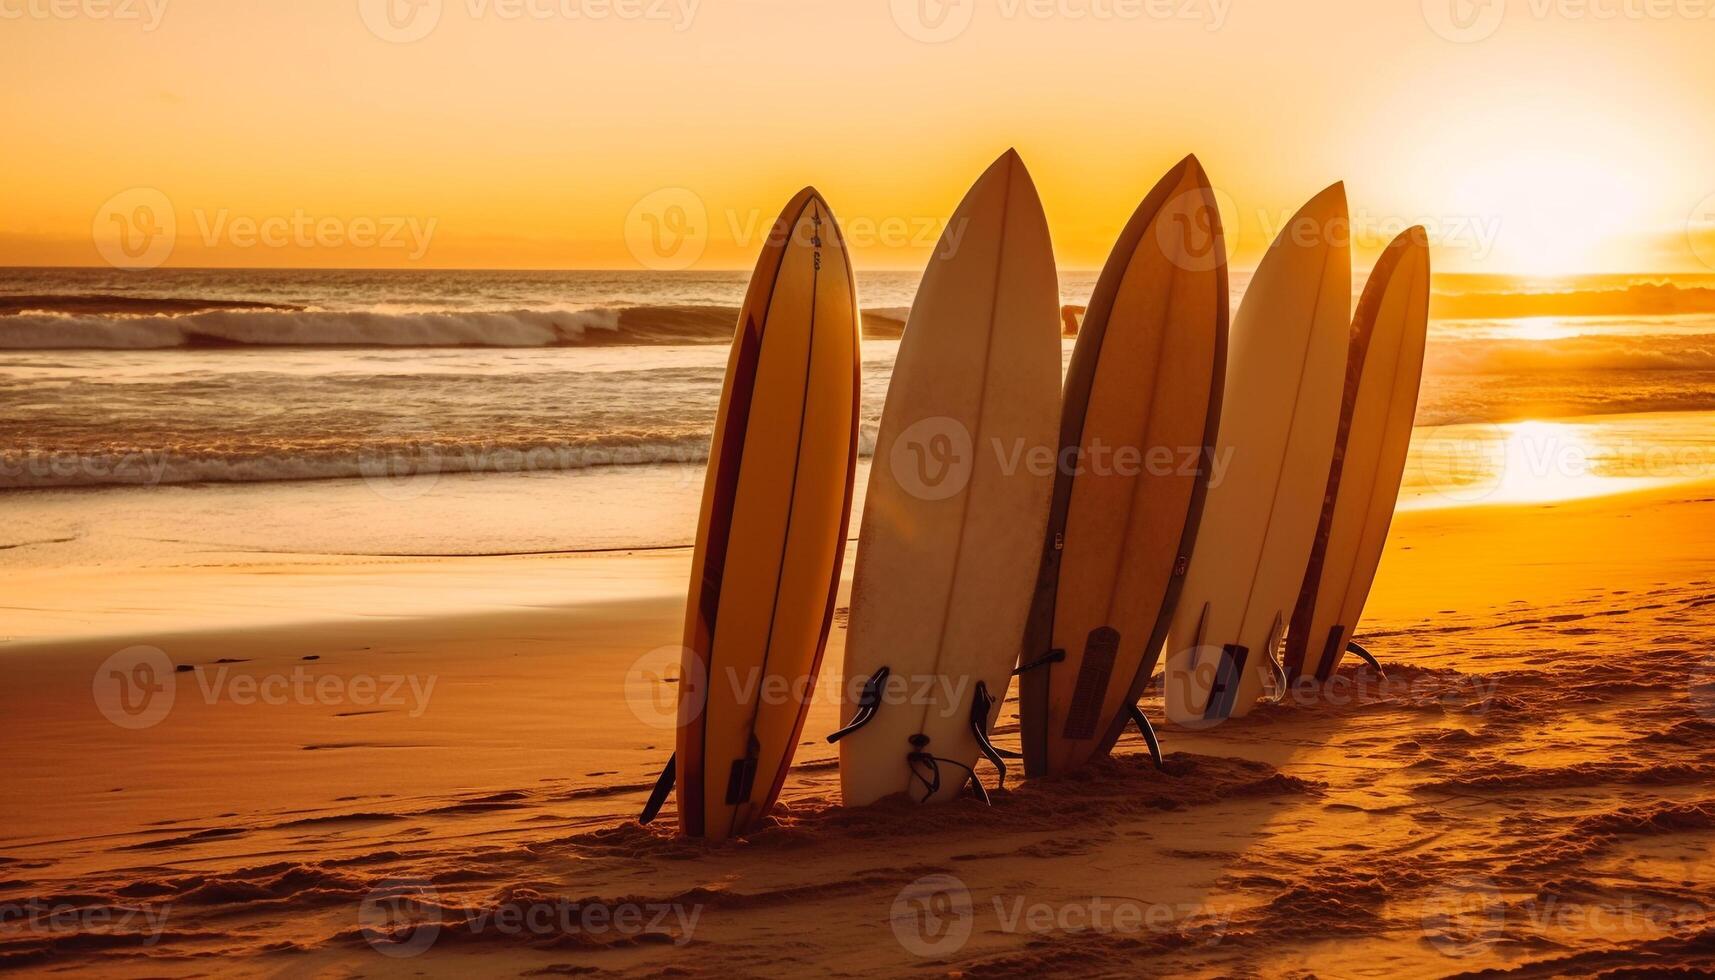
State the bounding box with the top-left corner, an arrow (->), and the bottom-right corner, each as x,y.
725,734 -> 761,805
1063,626 -> 1120,740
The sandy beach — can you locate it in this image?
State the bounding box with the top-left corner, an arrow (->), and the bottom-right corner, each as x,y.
5,439 -> 1713,976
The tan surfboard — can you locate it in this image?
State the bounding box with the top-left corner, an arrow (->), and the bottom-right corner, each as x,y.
1019,155 -> 1228,776
835,150 -> 1061,806
1284,227 -> 1431,681
641,188 -> 861,840
1163,183 -> 1352,725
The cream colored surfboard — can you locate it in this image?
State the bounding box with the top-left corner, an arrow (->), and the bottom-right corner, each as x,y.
838,150 -> 1060,806
1018,155 -> 1228,775
1284,228 -> 1431,681
1163,183 -> 1352,724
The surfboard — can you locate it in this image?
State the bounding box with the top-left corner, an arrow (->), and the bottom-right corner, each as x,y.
1018,155 -> 1228,777
1162,182 -> 1352,725
836,150 -> 1061,806
1284,227 -> 1431,682
652,188 -> 861,839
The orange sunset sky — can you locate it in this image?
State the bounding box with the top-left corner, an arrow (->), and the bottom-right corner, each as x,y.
4,0 -> 1715,272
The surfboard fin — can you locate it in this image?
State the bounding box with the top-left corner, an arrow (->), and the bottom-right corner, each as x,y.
639,753 -> 676,825
1126,704 -> 1164,769
826,666 -> 890,743
1013,648 -> 1066,675
969,681 -> 1015,793
1262,613 -> 1288,705
1347,639 -> 1386,677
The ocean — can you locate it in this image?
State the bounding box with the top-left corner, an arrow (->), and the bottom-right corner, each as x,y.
3,266 -> 1714,557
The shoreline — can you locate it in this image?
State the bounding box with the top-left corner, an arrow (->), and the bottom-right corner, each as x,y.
6,409 -> 1713,646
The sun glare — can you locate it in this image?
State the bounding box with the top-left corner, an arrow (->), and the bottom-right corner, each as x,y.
1404,419 -> 1670,509
1449,152 -> 1649,275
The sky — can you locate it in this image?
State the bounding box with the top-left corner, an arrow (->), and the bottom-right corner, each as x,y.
3,0 -> 1715,272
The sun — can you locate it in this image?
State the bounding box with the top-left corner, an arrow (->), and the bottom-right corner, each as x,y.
1448,151 -> 1648,275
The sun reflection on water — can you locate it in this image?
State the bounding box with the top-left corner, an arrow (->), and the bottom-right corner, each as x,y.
1401,415 -> 1710,509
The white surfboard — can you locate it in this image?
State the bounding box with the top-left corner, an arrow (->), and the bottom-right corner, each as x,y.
837,149 -> 1061,806
1284,227 -> 1431,681
1163,183 -> 1352,724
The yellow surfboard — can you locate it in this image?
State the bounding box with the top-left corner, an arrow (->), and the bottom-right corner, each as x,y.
643,188 -> 861,840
